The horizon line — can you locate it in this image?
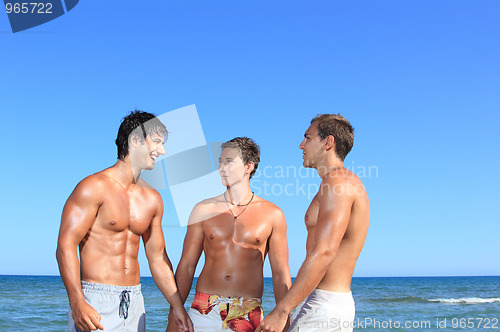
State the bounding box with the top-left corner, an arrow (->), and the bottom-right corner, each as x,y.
1,274 -> 499,278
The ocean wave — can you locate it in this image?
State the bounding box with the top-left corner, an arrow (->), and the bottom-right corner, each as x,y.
367,297 -> 500,304
429,297 -> 500,304
367,296 -> 429,303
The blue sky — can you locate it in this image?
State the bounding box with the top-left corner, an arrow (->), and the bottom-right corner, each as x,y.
1,0 -> 498,278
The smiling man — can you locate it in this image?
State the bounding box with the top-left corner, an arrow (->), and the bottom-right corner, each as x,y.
166,137 -> 291,332
56,111 -> 192,332
257,114 -> 370,332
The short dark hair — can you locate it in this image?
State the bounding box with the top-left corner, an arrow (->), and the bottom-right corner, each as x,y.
311,114 -> 354,161
115,110 -> 168,160
221,137 -> 260,179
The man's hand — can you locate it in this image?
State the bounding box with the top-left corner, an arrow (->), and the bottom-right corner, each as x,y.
255,308 -> 289,332
170,306 -> 193,332
165,320 -> 177,332
70,299 -> 104,331
165,316 -> 177,332
165,309 -> 179,332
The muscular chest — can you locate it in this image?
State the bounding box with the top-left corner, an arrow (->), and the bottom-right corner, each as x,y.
203,211 -> 271,249
96,189 -> 154,235
304,196 -> 320,230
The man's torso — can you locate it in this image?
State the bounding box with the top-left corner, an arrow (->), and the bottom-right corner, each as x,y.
304,169 -> 370,292
80,170 -> 158,286
196,196 -> 278,298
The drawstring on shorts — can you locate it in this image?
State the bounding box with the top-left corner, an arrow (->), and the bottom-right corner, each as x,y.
119,290 -> 131,319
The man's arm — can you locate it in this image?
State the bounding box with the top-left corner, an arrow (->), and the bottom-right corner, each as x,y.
257,177 -> 354,332
166,203 -> 205,332
143,191 -> 193,332
267,208 -> 292,331
56,177 -> 105,331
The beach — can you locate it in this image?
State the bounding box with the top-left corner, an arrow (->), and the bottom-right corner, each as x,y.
0,275 -> 498,331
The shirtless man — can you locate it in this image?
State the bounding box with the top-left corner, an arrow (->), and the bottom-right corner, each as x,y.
257,114 -> 370,332
166,137 -> 291,332
56,111 -> 192,332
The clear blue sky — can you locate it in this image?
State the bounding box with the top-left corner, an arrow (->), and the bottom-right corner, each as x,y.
1,0 -> 498,278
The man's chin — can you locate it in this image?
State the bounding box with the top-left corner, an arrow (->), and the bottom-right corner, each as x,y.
302,161 -> 313,168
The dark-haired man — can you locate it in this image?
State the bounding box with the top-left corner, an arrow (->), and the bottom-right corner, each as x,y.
257,114 -> 370,332
57,111 -> 192,332
167,137 -> 291,332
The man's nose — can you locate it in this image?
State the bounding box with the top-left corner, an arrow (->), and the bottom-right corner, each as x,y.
158,144 -> 165,155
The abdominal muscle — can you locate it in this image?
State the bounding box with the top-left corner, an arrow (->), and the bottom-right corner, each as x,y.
79,228 -> 142,286
196,243 -> 265,298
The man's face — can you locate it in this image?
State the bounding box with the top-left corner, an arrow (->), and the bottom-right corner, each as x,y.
218,147 -> 246,187
299,122 -> 324,168
135,132 -> 166,170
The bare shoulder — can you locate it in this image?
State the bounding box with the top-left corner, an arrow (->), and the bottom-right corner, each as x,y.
78,171 -> 108,188
137,178 -> 163,203
321,168 -> 367,197
71,172 -> 110,200
194,194 -> 224,211
188,194 -> 225,225
252,195 -> 286,225
253,195 -> 284,214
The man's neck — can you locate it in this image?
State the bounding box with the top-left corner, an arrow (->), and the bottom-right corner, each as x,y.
225,182 -> 253,205
111,159 -> 140,187
315,157 -> 344,178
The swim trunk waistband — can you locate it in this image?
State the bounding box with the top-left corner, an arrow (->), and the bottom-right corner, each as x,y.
81,281 -> 142,295
194,292 -> 262,306
307,289 -> 353,305
190,291 -> 263,331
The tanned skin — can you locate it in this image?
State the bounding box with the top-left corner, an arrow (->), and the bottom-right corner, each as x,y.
167,147 -> 292,331
257,121 -> 370,332
57,132 -> 192,332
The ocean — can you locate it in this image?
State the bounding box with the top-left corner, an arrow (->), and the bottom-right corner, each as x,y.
0,275 -> 498,331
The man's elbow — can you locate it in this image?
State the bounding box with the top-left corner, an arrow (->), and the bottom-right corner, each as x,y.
310,246 -> 337,265
55,244 -> 66,265
177,260 -> 197,278
55,247 -> 61,264
146,250 -> 168,267
272,266 -> 291,280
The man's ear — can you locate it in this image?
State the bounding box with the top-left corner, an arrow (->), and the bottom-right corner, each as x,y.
129,134 -> 141,148
324,135 -> 335,151
245,161 -> 255,176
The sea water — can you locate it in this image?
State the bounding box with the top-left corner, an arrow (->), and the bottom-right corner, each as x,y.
0,275 -> 498,331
